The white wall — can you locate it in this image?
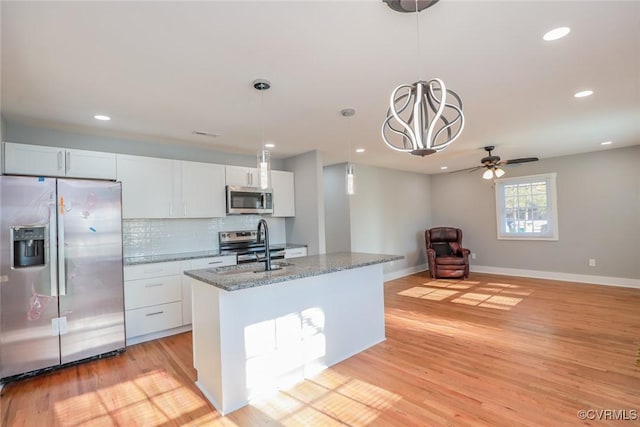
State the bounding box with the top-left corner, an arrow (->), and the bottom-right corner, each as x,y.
283,150 -> 326,255
430,146 -> 640,280
325,163 -> 432,276
323,164 -> 351,253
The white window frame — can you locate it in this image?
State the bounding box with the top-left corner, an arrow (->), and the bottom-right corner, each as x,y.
494,172 -> 558,241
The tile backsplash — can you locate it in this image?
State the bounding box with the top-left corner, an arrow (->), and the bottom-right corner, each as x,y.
123,216 -> 286,257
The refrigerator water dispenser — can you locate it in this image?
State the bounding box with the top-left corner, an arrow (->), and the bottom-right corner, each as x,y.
11,226 -> 46,268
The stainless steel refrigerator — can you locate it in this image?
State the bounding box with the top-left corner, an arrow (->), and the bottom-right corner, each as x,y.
0,175 -> 125,381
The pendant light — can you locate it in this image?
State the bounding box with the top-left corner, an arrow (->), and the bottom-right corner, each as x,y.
381,0 -> 464,156
341,108 -> 356,195
253,79 -> 272,189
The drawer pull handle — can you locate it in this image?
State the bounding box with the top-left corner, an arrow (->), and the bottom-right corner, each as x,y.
208,261 -> 223,265
146,311 -> 164,317
144,283 -> 163,288
143,268 -> 163,274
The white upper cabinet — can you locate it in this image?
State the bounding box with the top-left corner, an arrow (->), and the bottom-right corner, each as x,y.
271,170 -> 295,217
117,154 -> 226,219
225,165 -> 258,187
179,160 -> 226,218
117,154 -> 173,218
65,148 -> 117,179
3,142 -> 116,179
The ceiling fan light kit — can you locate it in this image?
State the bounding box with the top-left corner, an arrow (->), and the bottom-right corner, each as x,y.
381,0 -> 464,157
472,145 -> 539,180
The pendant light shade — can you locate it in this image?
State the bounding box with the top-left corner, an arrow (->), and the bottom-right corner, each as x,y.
254,79 -> 272,189
346,163 -> 356,195
341,108 -> 356,195
482,168 -> 494,180
257,149 -> 271,189
494,167 -> 505,178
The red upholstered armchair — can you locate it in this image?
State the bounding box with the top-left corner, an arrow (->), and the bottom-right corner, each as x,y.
425,227 -> 471,279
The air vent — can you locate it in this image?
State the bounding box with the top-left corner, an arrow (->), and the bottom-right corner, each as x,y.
192,131 -> 219,138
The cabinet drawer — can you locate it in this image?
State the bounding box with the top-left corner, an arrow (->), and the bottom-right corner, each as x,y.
285,247 -> 307,259
124,261 -> 182,281
125,302 -> 182,338
189,255 -> 236,270
125,275 -> 182,310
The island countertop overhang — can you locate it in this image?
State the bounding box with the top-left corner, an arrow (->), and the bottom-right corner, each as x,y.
183,252 -> 403,292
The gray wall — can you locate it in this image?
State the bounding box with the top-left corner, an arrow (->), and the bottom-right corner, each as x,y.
323,164 -> 351,253
342,164 -> 432,275
283,150 -> 326,255
0,116 -> 4,167
430,145 -> 640,280
3,120 -> 285,169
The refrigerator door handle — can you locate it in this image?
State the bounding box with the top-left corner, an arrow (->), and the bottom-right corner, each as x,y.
49,202 -> 58,297
57,195 -> 67,296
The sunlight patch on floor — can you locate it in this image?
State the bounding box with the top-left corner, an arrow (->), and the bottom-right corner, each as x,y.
250,371 -> 402,426
54,369 -> 216,426
398,278 -> 531,311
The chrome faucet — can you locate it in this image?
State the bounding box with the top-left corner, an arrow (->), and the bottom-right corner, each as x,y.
256,219 -> 272,271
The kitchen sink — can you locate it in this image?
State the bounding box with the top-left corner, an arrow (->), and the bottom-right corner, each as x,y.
209,261 -> 294,276
252,262 -> 292,273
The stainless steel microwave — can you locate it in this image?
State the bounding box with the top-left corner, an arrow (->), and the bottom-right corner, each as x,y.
226,185 -> 273,215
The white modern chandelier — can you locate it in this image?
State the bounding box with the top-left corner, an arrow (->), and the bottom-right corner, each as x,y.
381,0 -> 465,156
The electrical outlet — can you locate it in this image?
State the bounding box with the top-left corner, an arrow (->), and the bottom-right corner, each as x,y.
588,258 -> 596,267
471,253 -> 477,260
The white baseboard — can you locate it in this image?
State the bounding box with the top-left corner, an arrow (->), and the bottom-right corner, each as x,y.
126,324 -> 192,347
382,263 -> 639,289
470,265 -> 640,289
384,263 -> 428,282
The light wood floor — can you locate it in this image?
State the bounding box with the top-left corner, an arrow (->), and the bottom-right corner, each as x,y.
2,272 -> 640,426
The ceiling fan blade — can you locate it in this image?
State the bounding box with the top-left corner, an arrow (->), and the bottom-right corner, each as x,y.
504,157 -> 539,165
448,166 -> 484,173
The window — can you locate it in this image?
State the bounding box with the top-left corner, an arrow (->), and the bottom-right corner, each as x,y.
494,173 -> 558,240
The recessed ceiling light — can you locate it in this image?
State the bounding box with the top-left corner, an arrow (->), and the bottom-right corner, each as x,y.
543,27 -> 570,41
265,143 -> 275,148
355,148 -> 365,153
574,90 -> 594,98
600,140 -> 613,146
440,166 -> 448,170
94,114 -> 111,121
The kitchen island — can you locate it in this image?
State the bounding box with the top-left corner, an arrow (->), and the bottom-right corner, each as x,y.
184,252 -> 402,415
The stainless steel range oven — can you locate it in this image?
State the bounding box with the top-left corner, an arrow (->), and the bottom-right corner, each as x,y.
219,230 -> 285,264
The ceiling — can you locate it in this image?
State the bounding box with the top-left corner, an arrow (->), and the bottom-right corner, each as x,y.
2,1 -> 639,175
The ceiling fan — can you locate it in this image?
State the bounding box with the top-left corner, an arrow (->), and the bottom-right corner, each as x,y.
470,146 -> 539,179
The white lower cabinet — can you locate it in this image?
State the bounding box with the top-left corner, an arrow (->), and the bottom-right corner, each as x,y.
285,247 -> 307,259
125,302 -> 183,339
124,261 -> 184,344
124,256 -> 237,344
181,255 -> 237,325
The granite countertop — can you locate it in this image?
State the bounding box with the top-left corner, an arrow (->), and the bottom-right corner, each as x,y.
184,252 -> 403,292
123,243 -> 307,266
